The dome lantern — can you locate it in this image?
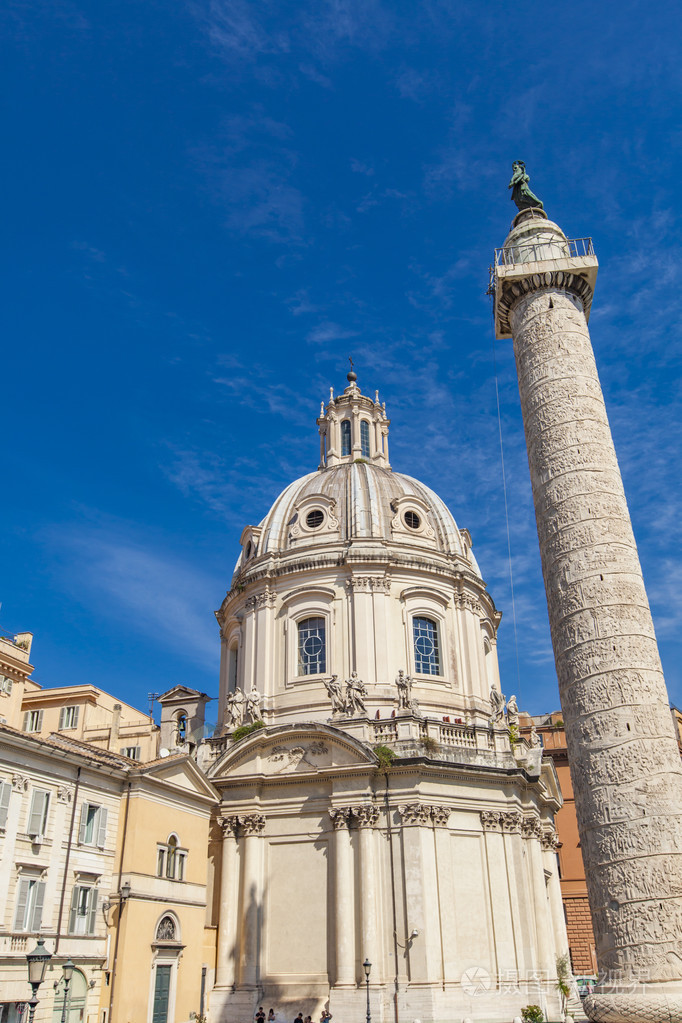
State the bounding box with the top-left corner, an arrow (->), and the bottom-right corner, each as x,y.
316,371 -> 390,470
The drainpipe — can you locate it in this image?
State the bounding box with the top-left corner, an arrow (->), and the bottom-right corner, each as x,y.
55,766 -> 81,953
108,780 -> 131,1021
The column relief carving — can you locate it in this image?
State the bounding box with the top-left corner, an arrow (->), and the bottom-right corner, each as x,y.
218,814 -> 240,838
521,815 -> 543,840
541,830 -> 561,851
480,810 -> 523,833
241,813 -> 266,835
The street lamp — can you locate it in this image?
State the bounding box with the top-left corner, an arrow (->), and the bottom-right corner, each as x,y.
25,937 -> 52,1023
363,959 -> 371,1023
60,957 -> 75,1023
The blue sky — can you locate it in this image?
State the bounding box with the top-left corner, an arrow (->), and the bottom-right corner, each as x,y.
2,0 -> 682,723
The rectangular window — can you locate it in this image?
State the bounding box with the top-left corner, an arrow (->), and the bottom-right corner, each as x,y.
79,803 -> 107,847
22,709 -> 44,733
13,876 -> 46,932
360,419 -> 370,458
27,789 -> 50,837
58,705 -> 80,730
0,780 -> 11,829
68,884 -> 99,935
0,674 -> 13,694
120,746 -> 141,761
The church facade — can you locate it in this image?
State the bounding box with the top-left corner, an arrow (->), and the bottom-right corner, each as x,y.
204,371 -> 571,1023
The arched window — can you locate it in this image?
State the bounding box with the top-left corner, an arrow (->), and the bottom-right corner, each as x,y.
176,713 -> 187,743
228,644 -> 239,691
360,420 -> 370,458
413,616 -> 441,675
298,617 -> 326,675
156,915 -> 177,941
341,420 -> 351,456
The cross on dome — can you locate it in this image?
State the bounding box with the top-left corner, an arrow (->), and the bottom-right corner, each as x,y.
316,372 -> 390,470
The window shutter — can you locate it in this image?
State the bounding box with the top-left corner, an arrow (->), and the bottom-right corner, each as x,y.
31,880 -> 46,931
28,791 -> 46,835
68,885 -> 80,933
87,888 -> 98,935
0,781 -> 11,828
97,807 -> 108,848
59,707 -> 66,730
72,706 -> 80,728
14,877 -> 29,930
79,803 -> 89,844
22,711 -> 30,732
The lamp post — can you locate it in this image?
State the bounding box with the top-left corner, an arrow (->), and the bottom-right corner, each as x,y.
363,959 -> 371,1023
60,957 -> 75,1023
26,937 -> 52,1023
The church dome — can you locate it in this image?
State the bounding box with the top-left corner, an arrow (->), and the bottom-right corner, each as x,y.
234,370 -> 481,579
241,462 -> 480,573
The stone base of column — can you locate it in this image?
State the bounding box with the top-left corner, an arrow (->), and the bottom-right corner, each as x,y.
584,992 -> 682,1023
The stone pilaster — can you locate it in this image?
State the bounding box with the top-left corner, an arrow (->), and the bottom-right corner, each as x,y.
329,808 -> 355,986
216,814 -> 240,988
352,805 -> 380,977
497,209 -> 682,1022
238,813 -> 265,988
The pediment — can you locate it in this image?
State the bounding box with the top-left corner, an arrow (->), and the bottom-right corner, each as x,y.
141,755 -> 219,802
158,685 -> 209,703
208,722 -> 377,781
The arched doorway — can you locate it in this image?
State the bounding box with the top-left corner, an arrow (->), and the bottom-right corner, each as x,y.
51,968 -> 87,1023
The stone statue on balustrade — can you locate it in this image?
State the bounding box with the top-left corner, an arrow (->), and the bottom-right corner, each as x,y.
529,724 -> 541,748
509,161 -> 544,211
395,669 -> 413,711
344,671 -> 367,716
245,684 -> 261,723
489,685 -> 506,727
226,686 -> 246,729
506,694 -> 520,729
323,674 -> 345,715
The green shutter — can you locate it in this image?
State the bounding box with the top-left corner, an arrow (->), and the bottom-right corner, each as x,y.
87,888 -> 98,935
68,885 -> 80,933
0,781 -> 11,828
97,807 -> 108,848
31,880 -> 45,930
14,877 -> 29,930
28,790 -> 46,836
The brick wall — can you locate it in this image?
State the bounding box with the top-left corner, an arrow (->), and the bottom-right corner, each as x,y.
564,896 -> 596,974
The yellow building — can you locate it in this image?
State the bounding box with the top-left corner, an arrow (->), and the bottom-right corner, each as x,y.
99,750 -> 218,1023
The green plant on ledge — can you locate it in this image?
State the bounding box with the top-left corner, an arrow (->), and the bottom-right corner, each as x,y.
521,1005 -> 544,1023
508,723 -> 521,746
374,744 -> 396,772
232,720 -> 265,742
556,952 -> 571,1018
420,735 -> 439,755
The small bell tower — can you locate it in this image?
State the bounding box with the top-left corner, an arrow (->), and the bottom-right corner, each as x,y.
316,363 -> 391,470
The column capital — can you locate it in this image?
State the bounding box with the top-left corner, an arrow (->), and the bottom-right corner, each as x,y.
399,802 -> 450,826
329,807 -> 352,830
218,814 -> 240,839
521,814 -> 543,840
241,813 -> 266,836
541,829 -> 561,851
351,804 -> 379,828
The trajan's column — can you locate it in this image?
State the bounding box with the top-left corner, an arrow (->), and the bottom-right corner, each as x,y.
493,164 -> 682,1023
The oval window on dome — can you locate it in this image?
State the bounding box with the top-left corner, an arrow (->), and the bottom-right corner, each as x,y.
306,509 -> 325,529
404,510 -> 421,530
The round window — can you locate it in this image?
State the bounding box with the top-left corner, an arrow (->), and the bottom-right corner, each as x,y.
306,509 -> 325,529
404,510 -> 421,530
